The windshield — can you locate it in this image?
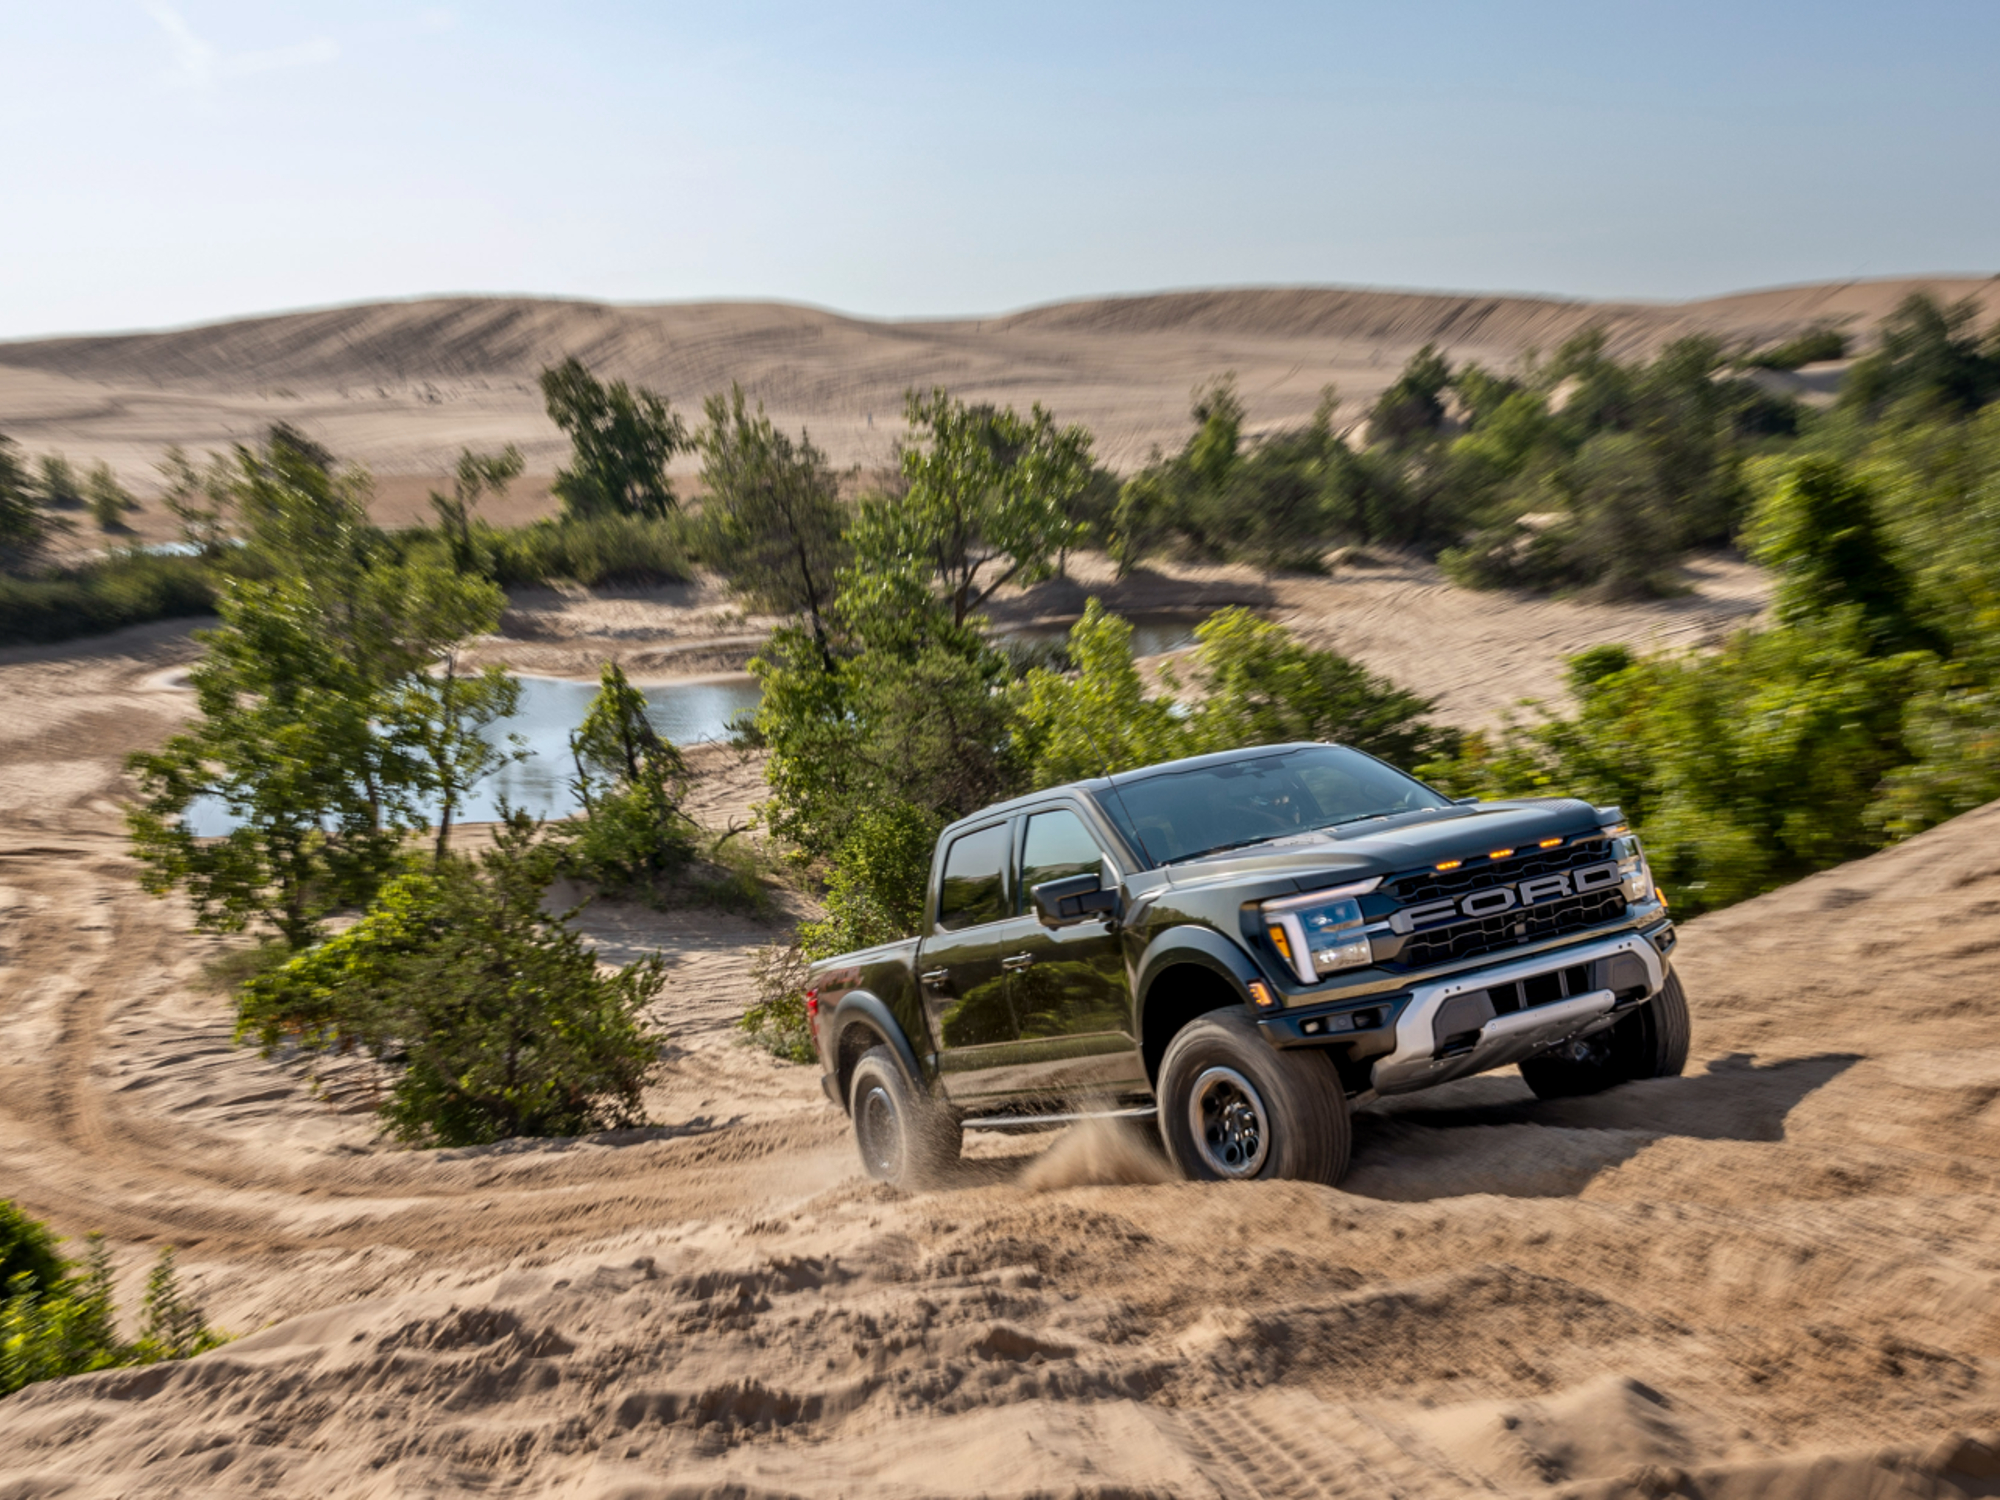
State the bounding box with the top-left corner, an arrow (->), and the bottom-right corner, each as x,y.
1103,746 -> 1450,867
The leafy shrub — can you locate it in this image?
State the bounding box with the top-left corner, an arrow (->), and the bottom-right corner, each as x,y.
238,813 -> 666,1147
0,1202 -> 65,1295
556,662 -> 700,897
1013,600 -> 1449,788
1745,326 -> 1848,370
486,514 -> 692,587
0,552 -> 216,647
739,942 -> 816,1063
1,1216 -> 223,1399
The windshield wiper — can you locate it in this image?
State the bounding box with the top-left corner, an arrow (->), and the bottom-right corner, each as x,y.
1160,834 -> 1288,867
1318,808 -> 1403,829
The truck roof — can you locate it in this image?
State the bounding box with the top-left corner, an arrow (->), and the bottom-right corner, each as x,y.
937,742 -> 1354,834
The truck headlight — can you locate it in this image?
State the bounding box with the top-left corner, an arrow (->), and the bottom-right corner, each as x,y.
1613,834 -> 1652,902
1262,879 -> 1380,984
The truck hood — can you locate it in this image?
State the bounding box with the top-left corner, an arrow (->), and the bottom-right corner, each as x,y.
1156,798 -> 1606,893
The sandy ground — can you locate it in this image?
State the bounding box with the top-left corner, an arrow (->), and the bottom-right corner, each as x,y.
4,276 -> 1996,504
5,574 -> 2000,1497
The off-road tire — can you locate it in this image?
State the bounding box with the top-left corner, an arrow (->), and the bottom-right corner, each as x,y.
1158,1009 -> 1351,1186
1519,971 -> 1693,1101
848,1046 -> 962,1187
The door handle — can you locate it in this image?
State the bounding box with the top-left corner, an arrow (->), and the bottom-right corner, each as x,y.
920,968 -> 951,986
1000,953 -> 1034,971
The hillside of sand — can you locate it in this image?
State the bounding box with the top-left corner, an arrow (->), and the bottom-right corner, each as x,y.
4,556 -> 2000,1498
3,276 -> 1996,498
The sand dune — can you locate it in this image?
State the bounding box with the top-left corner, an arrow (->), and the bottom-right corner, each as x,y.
3,276 -> 1995,486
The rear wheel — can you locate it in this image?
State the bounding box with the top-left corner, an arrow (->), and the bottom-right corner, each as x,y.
1519,971 -> 1692,1101
1158,1009 -> 1351,1186
849,1046 -> 962,1187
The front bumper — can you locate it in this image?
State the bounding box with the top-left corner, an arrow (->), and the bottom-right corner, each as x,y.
1368,928 -> 1668,1095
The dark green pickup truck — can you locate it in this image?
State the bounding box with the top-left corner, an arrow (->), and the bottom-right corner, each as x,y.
806,742 -> 1686,1186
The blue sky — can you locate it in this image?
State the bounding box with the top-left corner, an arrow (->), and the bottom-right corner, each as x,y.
2,1 -> 1995,338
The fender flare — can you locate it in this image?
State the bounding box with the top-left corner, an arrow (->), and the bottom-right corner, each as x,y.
1134,925 -> 1265,1029
824,991 -> 925,1109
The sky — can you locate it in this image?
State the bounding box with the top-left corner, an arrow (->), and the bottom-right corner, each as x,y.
2,0 -> 1996,339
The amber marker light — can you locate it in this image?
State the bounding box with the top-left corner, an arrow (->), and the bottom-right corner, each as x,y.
1267,925 -> 1293,963
1435,859 -> 1462,872
1247,980 -> 1277,1009
1539,836 -> 1563,849
1488,848 -> 1514,860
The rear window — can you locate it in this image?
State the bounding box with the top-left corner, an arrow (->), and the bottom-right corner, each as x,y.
1107,746 -> 1448,866
936,823 -> 1011,931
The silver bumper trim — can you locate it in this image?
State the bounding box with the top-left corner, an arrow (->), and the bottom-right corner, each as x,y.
1479,988 -> 1613,1042
1370,931 -> 1665,1095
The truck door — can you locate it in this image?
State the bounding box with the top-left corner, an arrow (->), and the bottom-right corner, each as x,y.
918,819 -> 1044,1102
1001,806 -> 1146,1099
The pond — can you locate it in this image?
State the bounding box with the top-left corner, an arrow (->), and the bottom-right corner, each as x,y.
472,673 -> 762,823
179,673 -> 761,835
179,615 -> 1206,834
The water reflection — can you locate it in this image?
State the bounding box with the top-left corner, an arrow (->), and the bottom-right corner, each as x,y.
178,615 -> 1199,835
476,674 -> 761,822
180,673 -> 760,835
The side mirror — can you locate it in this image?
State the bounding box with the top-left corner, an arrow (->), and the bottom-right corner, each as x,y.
1031,870 -> 1119,928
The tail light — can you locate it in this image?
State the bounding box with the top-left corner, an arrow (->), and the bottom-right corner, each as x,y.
804,988 -> 820,1046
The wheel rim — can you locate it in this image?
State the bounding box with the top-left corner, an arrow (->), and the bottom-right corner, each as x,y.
855,1083 -> 902,1179
1187,1065 -> 1270,1178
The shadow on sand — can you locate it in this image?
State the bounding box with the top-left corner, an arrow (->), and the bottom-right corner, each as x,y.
1341,1052 -> 1860,1201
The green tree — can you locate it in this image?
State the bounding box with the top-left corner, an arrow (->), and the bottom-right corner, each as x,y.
1368,343 -> 1453,447
387,562 -> 522,863
83,462 -> 139,532
157,445 -> 235,556
1750,456 -> 1924,650
1186,376 -> 1244,491
558,663 -> 699,895
239,813 -> 666,1146
128,433 -> 512,946
1013,601 -> 1190,784
35,454 -> 83,510
1843,292 -> 2000,419
697,384 -> 849,655
428,444 -> 524,572
863,388 -> 1094,626
126,575 -> 409,948
1183,607 -> 1448,764
1014,601 -> 1448,788
540,357 -> 686,519
0,436 -> 55,569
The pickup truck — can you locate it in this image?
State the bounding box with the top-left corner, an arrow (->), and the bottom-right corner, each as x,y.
806,742 -> 1686,1187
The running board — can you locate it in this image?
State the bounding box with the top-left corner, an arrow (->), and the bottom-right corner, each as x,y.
960,1105 -> 1158,1135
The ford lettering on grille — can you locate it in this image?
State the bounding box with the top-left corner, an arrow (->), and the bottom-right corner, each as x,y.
1388,860 -> 1623,934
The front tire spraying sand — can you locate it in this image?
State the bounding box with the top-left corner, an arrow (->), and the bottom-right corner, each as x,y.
1157,1010 -> 1351,1186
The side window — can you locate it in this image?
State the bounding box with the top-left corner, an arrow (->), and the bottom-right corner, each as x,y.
936,823 -> 1011,932
1020,809 -> 1106,902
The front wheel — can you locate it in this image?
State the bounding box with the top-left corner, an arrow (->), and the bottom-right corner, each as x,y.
1158,1009 -> 1351,1186
1519,971 -> 1692,1101
849,1046 -> 962,1187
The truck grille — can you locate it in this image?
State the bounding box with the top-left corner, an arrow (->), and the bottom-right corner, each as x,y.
1386,836 -> 1610,905
1394,886 -> 1627,969
1385,836 -> 1625,970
